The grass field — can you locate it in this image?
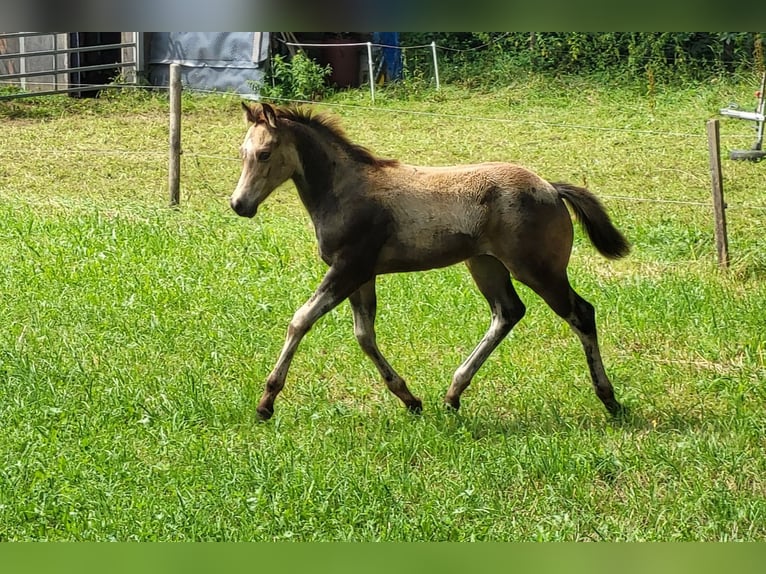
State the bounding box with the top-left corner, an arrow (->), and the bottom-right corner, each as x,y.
1,75 -> 765,540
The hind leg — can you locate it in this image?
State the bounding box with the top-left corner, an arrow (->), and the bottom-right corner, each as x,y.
525,272 -> 622,415
567,291 -> 623,415
349,279 -> 422,412
444,255 -> 526,410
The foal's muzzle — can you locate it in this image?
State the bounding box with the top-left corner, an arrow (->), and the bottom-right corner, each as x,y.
230,197 -> 257,218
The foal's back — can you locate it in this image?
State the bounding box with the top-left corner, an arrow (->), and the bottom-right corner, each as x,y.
368,161 -> 572,275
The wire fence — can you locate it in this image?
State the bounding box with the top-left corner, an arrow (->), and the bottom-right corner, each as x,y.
274,33 -> 512,52
3,78 -> 760,145
1,72 -> 766,217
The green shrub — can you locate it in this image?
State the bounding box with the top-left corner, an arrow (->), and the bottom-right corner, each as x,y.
253,52 -> 333,102
399,33 -> 765,88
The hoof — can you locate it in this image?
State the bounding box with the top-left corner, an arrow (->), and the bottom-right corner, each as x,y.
444,396 -> 460,411
256,404 -> 274,421
406,398 -> 423,414
607,401 -> 627,418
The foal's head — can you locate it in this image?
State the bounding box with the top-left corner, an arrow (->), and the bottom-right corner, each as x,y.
230,102 -> 300,218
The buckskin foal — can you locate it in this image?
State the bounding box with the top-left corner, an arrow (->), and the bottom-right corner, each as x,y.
230,102 -> 630,420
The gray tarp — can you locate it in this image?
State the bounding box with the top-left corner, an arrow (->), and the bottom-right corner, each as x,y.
149,32 -> 269,97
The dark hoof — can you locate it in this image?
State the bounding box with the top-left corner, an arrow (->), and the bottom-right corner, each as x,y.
607,401 -> 628,418
406,398 -> 423,414
444,398 -> 460,412
256,405 -> 274,421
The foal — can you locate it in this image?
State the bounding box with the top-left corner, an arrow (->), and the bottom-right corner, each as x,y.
230,102 -> 630,420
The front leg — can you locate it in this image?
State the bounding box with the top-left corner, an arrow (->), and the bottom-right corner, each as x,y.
349,279 -> 422,413
257,264 -> 368,420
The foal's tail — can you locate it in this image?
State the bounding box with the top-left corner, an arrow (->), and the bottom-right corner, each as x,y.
552,182 -> 630,260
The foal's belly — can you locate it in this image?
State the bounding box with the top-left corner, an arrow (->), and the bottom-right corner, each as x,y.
375,230 -> 481,274
373,192 -> 490,273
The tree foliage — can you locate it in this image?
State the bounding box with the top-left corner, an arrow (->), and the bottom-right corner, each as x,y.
399,32 -> 765,86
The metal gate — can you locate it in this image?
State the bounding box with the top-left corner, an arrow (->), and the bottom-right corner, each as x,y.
0,32 -> 143,100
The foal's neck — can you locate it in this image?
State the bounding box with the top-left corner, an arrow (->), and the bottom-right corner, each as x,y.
290,126 -> 350,217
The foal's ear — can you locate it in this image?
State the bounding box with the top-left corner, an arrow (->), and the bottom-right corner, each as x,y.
241,101 -> 278,128
242,101 -> 259,124
261,102 -> 278,129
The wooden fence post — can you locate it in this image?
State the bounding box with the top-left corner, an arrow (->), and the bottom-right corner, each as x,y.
706,119 -> 729,268
168,62 -> 181,207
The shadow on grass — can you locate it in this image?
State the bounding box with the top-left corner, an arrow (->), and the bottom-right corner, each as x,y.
430,399 -> 724,440
229,384 -> 734,440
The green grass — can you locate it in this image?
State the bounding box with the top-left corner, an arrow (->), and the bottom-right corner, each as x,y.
1,77 -> 765,540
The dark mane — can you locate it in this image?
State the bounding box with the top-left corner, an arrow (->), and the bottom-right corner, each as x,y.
274,105 -> 399,168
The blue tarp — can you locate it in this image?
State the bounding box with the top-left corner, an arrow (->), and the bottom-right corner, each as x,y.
373,32 -> 402,82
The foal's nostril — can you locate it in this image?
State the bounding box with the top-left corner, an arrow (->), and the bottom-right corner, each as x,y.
230,197 -> 257,218
230,197 -> 245,215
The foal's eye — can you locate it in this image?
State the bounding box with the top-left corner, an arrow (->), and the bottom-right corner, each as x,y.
256,150 -> 272,162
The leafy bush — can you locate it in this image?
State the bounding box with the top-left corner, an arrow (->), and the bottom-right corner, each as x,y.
253,52 -> 333,102
399,32 -> 765,87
